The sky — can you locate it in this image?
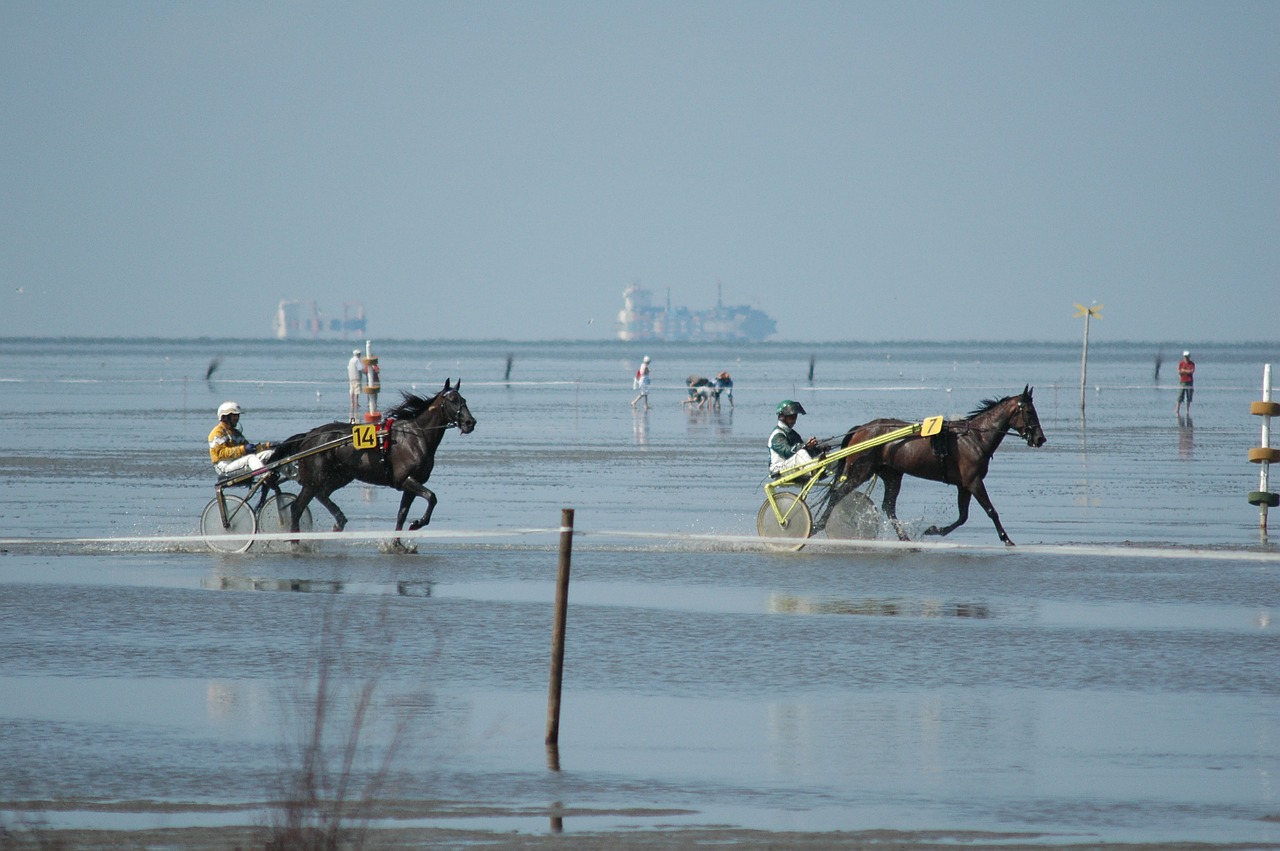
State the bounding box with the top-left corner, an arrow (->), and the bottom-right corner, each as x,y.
2,1 -> 1276,343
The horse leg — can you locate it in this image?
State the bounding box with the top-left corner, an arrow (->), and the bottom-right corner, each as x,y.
313,492 -> 346,533
385,480 -> 435,553
812,481 -> 848,532
880,472 -> 910,541
401,479 -> 438,530
289,486 -> 313,534
814,454 -> 874,531
254,472 -> 284,513
969,482 -> 1014,546
924,488 -> 972,538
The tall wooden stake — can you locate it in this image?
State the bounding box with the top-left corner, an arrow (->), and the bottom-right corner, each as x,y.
545,508 -> 574,748
1074,302 -> 1103,411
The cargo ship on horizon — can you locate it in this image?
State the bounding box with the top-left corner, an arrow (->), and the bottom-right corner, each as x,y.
272,300 -> 367,340
616,284 -> 776,342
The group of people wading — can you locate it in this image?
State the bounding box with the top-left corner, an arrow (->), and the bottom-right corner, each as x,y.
629,355 -> 734,412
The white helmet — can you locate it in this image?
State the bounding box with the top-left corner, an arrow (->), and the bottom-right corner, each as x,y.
217,401 -> 241,417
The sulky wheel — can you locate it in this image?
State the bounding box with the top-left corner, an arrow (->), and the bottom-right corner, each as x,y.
256,492 -> 314,549
825,491 -> 881,540
200,494 -> 257,553
757,492 -> 813,551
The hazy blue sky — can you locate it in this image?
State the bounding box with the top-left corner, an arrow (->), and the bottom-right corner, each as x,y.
3,1 -> 1276,343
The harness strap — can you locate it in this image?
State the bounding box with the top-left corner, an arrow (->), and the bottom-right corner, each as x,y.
379,416 -> 396,478
929,429 -> 952,485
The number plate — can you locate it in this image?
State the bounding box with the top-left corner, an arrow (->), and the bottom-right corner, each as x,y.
352,423 -> 378,450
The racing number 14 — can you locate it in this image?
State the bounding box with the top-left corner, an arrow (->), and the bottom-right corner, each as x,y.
352,423 -> 378,450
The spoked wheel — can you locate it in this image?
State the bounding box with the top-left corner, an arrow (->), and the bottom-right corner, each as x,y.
256,492 -> 314,549
825,491 -> 881,540
757,491 -> 813,551
200,494 -> 257,553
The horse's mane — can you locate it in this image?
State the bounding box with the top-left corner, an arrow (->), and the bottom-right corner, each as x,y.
966,395 -> 1013,419
387,389 -> 441,420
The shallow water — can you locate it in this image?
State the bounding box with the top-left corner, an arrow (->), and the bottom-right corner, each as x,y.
1,338 -> 1278,844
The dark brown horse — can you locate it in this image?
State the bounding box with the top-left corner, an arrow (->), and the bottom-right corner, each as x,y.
273,380 -> 477,546
828,386 -> 1046,545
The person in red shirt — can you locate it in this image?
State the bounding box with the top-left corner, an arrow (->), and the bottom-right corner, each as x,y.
1175,350 -> 1195,414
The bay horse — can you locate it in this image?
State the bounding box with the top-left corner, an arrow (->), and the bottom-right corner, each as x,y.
272,379 -> 477,548
827,386 -> 1046,546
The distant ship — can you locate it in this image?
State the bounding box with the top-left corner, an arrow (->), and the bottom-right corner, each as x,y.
273,300 -> 367,340
617,284 -> 776,342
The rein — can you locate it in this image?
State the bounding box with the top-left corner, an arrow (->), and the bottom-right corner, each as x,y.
391,421 -> 460,438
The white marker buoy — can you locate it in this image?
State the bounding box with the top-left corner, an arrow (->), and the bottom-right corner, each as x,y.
1248,363 -> 1278,538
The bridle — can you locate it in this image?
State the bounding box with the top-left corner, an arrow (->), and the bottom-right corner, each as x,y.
390,390 -> 471,436
1009,398 -> 1042,446
953,396 -> 1041,447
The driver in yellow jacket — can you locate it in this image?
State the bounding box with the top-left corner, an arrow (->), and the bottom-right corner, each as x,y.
209,401 -> 275,478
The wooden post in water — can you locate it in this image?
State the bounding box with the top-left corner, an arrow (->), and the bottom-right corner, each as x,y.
545,508 -> 574,749
1073,302 -> 1102,411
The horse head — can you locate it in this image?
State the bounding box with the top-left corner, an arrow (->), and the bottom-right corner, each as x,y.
1012,385 -> 1047,447
435,378 -> 477,434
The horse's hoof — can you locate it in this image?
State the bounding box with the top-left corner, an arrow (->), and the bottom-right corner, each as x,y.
923,526 -> 942,536
331,524 -> 342,533
408,521 -> 423,531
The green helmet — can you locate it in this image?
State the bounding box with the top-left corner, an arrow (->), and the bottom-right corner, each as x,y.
776,400 -> 806,417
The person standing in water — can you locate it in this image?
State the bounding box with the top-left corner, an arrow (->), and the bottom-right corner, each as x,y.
631,355 -> 651,410
347,349 -> 364,423
1175,350 -> 1195,415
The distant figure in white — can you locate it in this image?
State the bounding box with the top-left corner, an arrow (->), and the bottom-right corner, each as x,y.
348,349 -> 364,423
631,355 -> 651,410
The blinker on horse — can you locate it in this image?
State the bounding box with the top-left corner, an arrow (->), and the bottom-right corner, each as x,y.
273,379 -> 477,549
829,385 -> 1046,546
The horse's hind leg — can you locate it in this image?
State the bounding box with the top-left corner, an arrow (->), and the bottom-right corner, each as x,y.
313,492 -> 346,533
254,473 -> 284,513
880,472 -> 911,541
286,487 -> 318,546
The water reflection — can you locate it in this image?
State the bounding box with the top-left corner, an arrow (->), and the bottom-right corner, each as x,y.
684,406 -> 733,438
201,576 -> 434,596
1075,411 -> 1098,508
204,576 -> 345,593
769,594 -> 990,619
1178,414 -> 1194,459
632,408 -> 648,446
